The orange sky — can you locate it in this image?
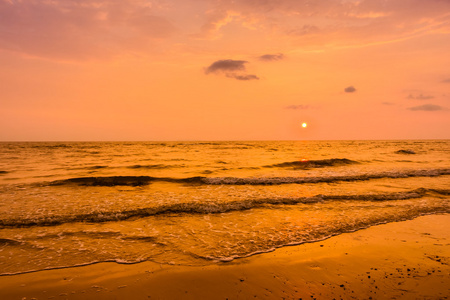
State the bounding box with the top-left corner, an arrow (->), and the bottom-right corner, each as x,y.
1,0 -> 449,141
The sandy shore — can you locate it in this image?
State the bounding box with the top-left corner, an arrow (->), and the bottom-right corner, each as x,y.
1,214 -> 449,300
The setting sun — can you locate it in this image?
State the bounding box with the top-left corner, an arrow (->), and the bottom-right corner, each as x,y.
302,123 -> 308,128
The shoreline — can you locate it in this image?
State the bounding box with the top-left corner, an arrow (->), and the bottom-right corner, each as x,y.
1,214 -> 449,299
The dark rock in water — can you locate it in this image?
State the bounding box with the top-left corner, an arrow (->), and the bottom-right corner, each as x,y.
395,149 -> 416,155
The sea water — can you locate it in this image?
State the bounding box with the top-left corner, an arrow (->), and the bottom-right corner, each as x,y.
0,140 -> 449,275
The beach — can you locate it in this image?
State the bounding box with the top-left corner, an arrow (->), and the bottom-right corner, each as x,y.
1,214 -> 448,299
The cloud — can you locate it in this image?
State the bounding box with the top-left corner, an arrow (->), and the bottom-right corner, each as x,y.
407,94 -> 434,100
382,102 -> 395,105
205,59 -> 259,81
258,53 -> 285,61
205,59 -> 248,74
232,74 -> 260,81
0,0 -> 176,60
201,0 -> 450,50
408,104 -> 445,111
286,25 -> 320,36
442,78 -> 450,83
3,0 -> 450,61
285,105 -> 310,110
192,10 -> 237,39
344,86 -> 357,93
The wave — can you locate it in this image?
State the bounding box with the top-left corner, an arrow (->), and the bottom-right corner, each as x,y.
1,188 -> 448,228
395,149 -> 416,155
127,164 -> 185,170
51,176 -> 156,186
49,176 -> 209,186
88,165 -> 109,170
29,143 -> 73,149
0,238 -> 24,246
48,168 -> 450,187
0,258 -> 147,277
202,169 -> 450,185
265,158 -> 358,169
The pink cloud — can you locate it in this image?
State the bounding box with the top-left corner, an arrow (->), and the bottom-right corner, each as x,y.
195,0 -> 450,48
191,10 -> 238,39
0,0 -> 176,60
1,0 -> 449,60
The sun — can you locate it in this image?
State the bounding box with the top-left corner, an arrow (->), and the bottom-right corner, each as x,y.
302,122 -> 308,128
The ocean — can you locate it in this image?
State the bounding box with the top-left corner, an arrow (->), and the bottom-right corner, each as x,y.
0,140 -> 449,276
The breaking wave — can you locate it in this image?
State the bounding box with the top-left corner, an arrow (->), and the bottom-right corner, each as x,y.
395,149 -> 416,155
127,164 -> 185,170
1,188 -> 448,228
265,158 -> 358,169
203,169 -> 450,185
49,168 -> 450,186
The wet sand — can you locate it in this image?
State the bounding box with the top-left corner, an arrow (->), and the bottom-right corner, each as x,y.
1,214 -> 449,299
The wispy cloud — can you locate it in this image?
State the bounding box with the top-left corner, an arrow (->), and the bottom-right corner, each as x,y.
0,0 -> 175,60
2,0 -> 450,61
285,105 -> 310,110
407,94 -> 434,100
344,86 -> 357,93
205,59 -> 259,81
408,104 -> 445,111
192,10 -> 237,40
232,74 -> 260,81
258,53 -> 285,62
203,0 -> 450,50
286,25 -> 320,36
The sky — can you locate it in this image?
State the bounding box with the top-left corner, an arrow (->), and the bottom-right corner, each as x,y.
1,0 -> 449,141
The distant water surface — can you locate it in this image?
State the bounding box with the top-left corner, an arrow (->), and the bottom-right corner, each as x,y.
0,140 -> 448,275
